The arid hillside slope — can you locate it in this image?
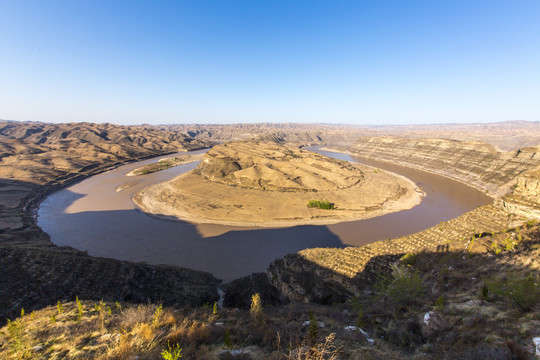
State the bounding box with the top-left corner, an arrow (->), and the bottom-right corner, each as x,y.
349,136 -> 540,197
134,141 -> 423,226
0,121 -> 210,233
0,121 -> 220,321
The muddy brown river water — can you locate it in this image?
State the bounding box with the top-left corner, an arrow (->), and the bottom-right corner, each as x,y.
38,147 -> 491,282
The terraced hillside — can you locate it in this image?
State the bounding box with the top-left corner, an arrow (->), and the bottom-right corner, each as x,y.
268,203 -> 525,302
267,164 -> 540,304
349,137 -> 540,197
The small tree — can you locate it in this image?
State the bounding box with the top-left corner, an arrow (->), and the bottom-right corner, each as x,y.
250,293 -> 264,324
76,296 -> 84,322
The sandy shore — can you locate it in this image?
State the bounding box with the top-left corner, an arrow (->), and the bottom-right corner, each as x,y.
133,142 -> 425,227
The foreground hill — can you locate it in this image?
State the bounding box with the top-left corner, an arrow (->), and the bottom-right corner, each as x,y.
133,141 -> 423,226
1,222 -> 538,359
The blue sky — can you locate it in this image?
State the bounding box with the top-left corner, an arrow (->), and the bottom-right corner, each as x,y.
0,1 -> 539,125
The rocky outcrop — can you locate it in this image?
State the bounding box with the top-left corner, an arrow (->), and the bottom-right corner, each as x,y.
497,169 -> 540,219
223,272 -> 286,309
349,137 -> 540,197
267,254 -> 357,304
166,120 -> 540,151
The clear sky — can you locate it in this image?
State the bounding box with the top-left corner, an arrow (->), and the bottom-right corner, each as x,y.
0,1 -> 539,125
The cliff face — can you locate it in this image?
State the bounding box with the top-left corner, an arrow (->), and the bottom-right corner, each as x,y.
349,137 -> 540,197
513,169 -> 540,202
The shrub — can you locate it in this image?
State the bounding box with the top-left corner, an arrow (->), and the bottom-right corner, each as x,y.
307,200 -> 334,210
350,297 -> 365,327
7,319 -> 28,356
153,304 -> 163,327
250,293 -> 263,324
161,341 -> 182,360
480,283 -> 490,300
486,273 -> 540,311
399,253 -> 416,266
381,265 -> 425,306
76,296 -> 84,322
224,329 -> 233,349
434,295 -> 444,310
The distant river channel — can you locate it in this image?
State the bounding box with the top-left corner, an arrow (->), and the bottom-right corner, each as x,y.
38,147 -> 491,282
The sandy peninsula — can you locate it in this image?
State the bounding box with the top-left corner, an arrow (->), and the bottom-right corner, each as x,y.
133,141 -> 425,227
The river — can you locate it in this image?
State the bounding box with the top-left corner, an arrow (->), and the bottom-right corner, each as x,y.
38,147 -> 491,282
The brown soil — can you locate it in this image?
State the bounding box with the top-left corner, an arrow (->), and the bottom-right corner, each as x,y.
133,141 -> 424,226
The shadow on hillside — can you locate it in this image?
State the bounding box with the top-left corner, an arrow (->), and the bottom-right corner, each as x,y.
235,230 -> 540,309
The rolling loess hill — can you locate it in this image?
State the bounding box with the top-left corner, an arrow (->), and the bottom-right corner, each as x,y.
133,140 -> 423,226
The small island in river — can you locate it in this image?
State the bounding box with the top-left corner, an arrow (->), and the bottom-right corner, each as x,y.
133,140 -> 425,226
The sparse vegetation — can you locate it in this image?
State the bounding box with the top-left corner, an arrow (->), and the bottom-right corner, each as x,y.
379,264 -> 425,306
307,200 -> 334,210
486,273 -> 540,311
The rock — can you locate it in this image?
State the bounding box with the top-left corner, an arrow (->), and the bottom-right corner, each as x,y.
223,272 -> 286,309
218,349 -> 252,359
534,337 -> 540,357
302,320 -> 325,328
465,299 -> 482,306
267,254 -> 356,304
422,311 -> 450,338
245,334 -> 255,344
344,326 -> 375,345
